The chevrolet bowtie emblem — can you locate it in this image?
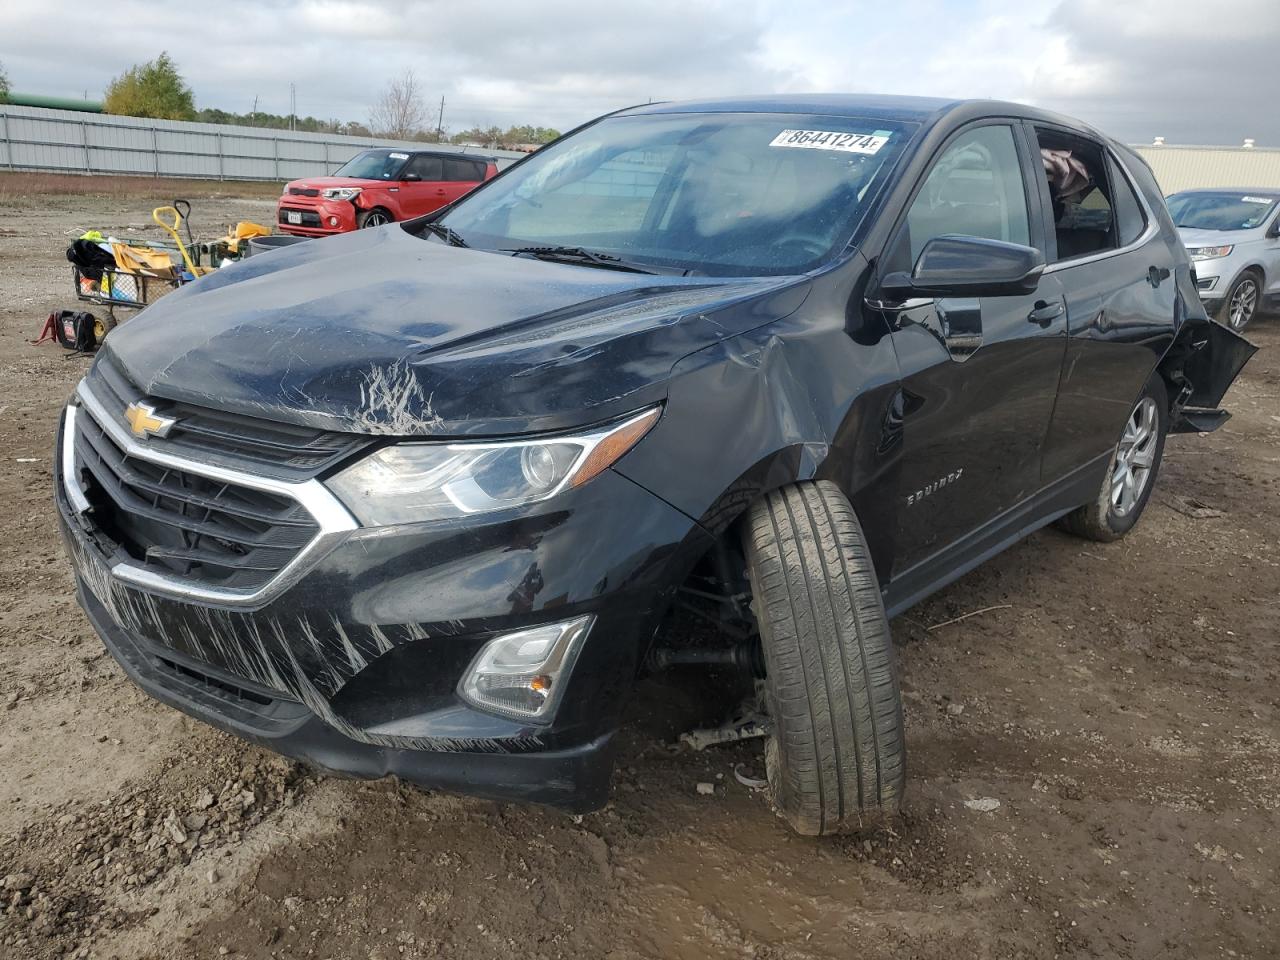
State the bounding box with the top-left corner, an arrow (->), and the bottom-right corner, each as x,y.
124,401 -> 177,439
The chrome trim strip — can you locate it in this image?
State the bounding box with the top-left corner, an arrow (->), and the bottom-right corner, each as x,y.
1042,149 -> 1161,275
67,381 -> 359,607
61,405 -> 91,514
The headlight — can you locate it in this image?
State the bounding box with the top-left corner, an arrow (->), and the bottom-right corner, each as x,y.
327,406 -> 660,526
1186,245 -> 1233,261
321,187 -> 362,201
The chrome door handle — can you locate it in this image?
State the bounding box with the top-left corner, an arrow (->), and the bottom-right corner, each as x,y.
1027,300 -> 1064,327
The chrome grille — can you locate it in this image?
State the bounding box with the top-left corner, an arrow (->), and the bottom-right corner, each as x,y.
73,399 -> 322,591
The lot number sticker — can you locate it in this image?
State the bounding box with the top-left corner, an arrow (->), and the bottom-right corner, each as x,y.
770,129 -> 889,154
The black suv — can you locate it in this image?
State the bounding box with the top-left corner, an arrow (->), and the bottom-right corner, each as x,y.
56,95 -> 1252,835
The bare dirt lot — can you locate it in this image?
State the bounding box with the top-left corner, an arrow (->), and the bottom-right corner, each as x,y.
1,183 -> 1278,960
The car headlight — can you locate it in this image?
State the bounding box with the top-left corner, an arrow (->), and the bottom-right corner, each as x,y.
1186,245 -> 1233,261
327,406 -> 660,526
321,187 -> 362,201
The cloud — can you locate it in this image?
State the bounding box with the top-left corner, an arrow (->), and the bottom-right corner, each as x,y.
1,0 -> 1276,144
1027,0 -> 1280,144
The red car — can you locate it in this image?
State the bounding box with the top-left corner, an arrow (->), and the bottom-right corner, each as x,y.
277,149 -> 499,236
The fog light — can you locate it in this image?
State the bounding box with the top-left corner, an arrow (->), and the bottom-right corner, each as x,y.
459,615 -> 593,722
328,216 -> 339,227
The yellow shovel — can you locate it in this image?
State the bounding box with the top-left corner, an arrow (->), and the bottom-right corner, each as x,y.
152,205 -> 210,278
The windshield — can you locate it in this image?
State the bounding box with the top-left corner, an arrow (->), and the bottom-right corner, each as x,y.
1166,192 -> 1277,231
438,112 -> 914,276
333,150 -> 410,180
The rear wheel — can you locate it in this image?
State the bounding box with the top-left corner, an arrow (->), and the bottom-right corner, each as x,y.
1218,270 -> 1261,331
742,481 -> 905,836
1058,374 -> 1168,542
357,208 -> 393,228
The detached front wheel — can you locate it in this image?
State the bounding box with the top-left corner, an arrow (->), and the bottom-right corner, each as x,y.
742,481 -> 906,836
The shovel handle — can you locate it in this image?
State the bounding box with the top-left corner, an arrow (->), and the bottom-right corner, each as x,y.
152,205 -> 182,234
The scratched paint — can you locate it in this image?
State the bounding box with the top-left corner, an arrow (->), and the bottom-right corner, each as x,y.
64,532 -> 543,754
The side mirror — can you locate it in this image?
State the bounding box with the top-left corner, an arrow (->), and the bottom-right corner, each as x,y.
403,173 -> 422,182
881,235 -> 1046,300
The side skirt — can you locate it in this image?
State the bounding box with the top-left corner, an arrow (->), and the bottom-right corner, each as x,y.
882,452 -> 1110,618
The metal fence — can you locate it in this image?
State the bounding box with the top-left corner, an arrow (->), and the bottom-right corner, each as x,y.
4,103 -> 1278,195
1132,144 -> 1280,194
0,104 -> 524,181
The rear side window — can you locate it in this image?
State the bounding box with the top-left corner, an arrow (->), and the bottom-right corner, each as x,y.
444,157 -> 485,182
1034,129 -> 1117,261
404,154 -> 443,181
903,125 -> 1031,266
1108,155 -> 1147,247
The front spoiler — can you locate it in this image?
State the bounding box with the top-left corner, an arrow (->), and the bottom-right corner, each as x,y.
78,580 -> 615,812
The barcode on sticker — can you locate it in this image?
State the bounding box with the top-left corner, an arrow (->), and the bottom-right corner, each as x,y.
1241,195 -> 1273,204
770,129 -> 889,154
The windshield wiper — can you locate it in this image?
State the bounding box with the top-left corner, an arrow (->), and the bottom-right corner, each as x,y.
422,222 -> 469,247
501,245 -> 657,274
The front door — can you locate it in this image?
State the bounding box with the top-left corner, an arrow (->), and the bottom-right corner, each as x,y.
877,122 -> 1067,577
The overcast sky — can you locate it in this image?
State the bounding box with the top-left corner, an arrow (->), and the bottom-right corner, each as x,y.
3,0 -> 1277,145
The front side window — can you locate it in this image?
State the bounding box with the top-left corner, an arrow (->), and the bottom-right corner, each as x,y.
1166,192 -> 1277,231
903,125 -> 1031,266
438,112 -> 915,276
333,150 -> 409,180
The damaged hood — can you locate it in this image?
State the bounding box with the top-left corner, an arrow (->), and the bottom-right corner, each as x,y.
102,225 -> 808,436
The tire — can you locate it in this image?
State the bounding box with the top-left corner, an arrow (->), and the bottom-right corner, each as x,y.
357,208 -> 393,229
742,481 -> 906,836
1058,374 -> 1168,542
1218,269 -> 1261,331
93,313 -> 117,342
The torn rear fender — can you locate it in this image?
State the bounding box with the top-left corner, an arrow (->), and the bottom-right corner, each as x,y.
1161,315 -> 1256,428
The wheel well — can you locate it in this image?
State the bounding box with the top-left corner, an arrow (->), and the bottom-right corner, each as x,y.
648,527 -> 759,666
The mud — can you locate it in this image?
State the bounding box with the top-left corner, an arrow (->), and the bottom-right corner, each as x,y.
1,185 -> 1277,960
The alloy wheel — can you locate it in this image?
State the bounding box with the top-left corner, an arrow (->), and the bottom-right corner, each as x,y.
363,212 -> 389,227
1111,397 -> 1158,517
1228,278 -> 1258,329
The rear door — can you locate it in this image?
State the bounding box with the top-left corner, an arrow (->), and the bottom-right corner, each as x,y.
1030,126 -> 1178,483
399,153 -> 446,216
879,120 -> 1068,576
442,157 -> 487,205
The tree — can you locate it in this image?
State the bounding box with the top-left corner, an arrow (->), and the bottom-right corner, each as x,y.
104,53 -> 195,120
0,61 -> 9,103
369,71 -> 428,140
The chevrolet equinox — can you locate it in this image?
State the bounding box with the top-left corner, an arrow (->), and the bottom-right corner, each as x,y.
56,96 -> 1253,835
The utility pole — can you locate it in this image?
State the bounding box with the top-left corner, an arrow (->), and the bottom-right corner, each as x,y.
252,94 -> 259,116
436,96 -> 445,142
289,83 -> 296,131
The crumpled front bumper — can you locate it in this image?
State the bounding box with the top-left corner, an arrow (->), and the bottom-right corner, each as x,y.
55,410 -> 711,810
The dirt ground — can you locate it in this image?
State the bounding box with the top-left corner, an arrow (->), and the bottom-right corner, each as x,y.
1,184 -> 1278,960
